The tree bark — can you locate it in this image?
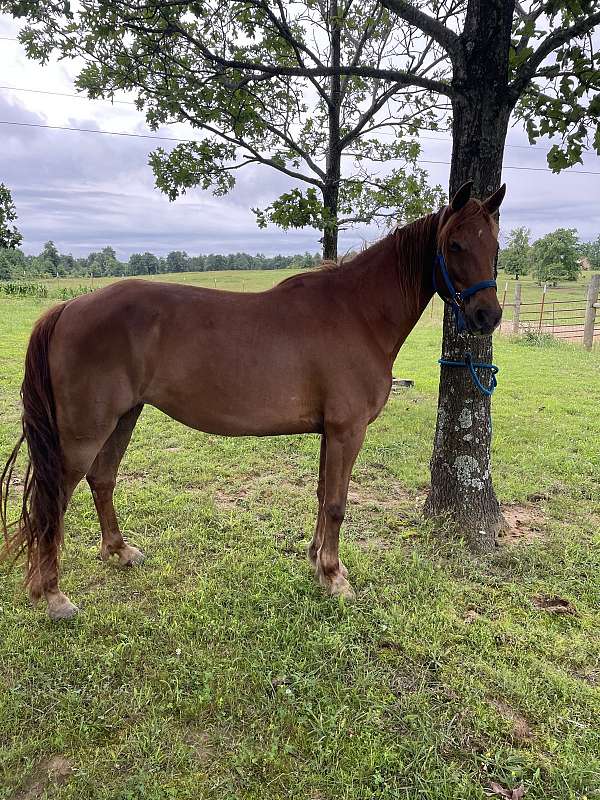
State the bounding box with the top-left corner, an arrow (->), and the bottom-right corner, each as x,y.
424,0 -> 516,552
322,0 -> 342,261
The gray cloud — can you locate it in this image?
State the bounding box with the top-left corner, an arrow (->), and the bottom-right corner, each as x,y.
1,52 -> 599,260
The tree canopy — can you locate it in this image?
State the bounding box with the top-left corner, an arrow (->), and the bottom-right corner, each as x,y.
499,227 -> 532,279
531,227 -> 581,284
4,0 -> 451,257
0,184 -> 23,250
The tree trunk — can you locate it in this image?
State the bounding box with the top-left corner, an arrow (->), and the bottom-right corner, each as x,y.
424,0 -> 516,552
322,0 -> 342,262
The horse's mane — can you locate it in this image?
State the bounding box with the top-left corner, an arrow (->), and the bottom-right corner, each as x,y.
275,210 -> 442,294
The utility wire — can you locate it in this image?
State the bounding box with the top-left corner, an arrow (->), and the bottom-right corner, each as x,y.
0,83 -> 593,157
2,118 -> 600,175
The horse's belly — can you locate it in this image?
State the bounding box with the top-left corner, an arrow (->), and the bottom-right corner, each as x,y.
144,375 -> 322,437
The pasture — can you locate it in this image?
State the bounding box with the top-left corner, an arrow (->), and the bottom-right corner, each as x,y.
1,269 -> 599,800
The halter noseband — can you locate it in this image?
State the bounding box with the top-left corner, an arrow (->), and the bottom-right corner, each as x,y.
432,252 -> 497,333
433,251 -> 500,396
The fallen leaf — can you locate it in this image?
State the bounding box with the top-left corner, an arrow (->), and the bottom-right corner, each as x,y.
485,782 -> 512,798
532,595 -> 577,615
485,781 -> 526,799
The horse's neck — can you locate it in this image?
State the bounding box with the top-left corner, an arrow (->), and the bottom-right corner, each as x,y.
348,213 -> 438,363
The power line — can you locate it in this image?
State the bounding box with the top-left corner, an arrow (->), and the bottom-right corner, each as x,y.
2,118 -> 600,175
0,118 -> 193,144
0,84 -> 133,105
0,82 -> 592,157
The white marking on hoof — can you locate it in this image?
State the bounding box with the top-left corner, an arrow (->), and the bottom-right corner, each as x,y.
118,545 -> 145,567
47,593 -> 79,621
316,566 -> 355,600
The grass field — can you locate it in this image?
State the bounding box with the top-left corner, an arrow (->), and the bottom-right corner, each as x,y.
1,270 -> 599,800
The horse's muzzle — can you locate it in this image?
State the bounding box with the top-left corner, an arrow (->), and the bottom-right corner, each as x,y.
466,305 -> 502,336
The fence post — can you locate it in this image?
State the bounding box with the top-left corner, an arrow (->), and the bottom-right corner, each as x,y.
538,283 -> 547,332
512,282 -> 521,335
583,273 -> 600,350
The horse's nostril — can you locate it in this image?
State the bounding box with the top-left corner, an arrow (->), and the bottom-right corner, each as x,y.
475,308 -> 489,328
474,307 -> 501,331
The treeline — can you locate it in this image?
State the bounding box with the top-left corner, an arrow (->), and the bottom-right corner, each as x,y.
499,227 -> 600,284
0,241 -> 321,281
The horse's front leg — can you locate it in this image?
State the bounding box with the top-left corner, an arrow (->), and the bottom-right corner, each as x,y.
314,423 -> 366,599
308,435 -> 348,578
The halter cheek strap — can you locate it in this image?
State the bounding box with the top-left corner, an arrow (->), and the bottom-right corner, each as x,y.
432,252 -> 497,333
433,252 -> 499,396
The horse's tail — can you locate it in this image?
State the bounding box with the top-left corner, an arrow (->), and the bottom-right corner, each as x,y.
1,302 -> 68,583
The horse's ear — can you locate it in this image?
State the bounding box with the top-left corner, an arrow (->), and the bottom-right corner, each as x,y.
483,184 -> 506,215
450,181 -> 473,212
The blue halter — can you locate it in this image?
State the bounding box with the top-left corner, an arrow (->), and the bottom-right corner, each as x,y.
433,252 -> 499,396
432,252 -> 497,333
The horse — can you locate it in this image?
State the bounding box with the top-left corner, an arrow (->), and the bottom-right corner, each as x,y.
1,181 -> 505,621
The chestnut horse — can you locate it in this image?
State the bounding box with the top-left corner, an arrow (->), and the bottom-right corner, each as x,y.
1,181 -> 505,620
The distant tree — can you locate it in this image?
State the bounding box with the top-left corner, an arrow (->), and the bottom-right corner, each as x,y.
128,253 -> 147,275
499,227 -> 532,280
532,228 -> 580,284
166,250 -> 190,273
188,255 -> 205,272
580,236 -> 600,270
128,252 -> 159,275
0,184 -> 22,250
0,252 -> 12,280
41,241 -> 61,275
0,247 -> 27,278
58,253 -> 76,274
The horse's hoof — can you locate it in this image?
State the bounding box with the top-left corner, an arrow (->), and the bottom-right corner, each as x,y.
329,576 -> 355,600
119,545 -> 145,567
317,569 -> 355,600
47,593 -> 79,621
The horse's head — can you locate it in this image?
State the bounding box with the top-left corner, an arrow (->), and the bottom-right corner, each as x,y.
436,181 -> 506,336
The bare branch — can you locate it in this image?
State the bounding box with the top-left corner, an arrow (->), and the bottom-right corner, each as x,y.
379,0 -> 463,65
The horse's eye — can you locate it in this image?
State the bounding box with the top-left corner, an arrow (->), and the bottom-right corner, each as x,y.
449,241 -> 462,253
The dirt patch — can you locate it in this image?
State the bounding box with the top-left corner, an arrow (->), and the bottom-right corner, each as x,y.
12,755 -> 73,800
211,487 -> 250,509
119,470 -> 148,484
182,726 -> 213,765
489,698 -> 533,742
354,534 -> 397,552
532,595 -> 577,615
347,484 -> 425,511
497,503 -> 545,545
572,668 -> 600,686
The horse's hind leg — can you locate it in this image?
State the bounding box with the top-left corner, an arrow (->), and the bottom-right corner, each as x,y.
86,404 -> 144,566
308,435 -> 326,568
29,468 -> 87,620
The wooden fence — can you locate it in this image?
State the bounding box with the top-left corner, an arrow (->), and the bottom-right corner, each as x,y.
499,274 -> 600,349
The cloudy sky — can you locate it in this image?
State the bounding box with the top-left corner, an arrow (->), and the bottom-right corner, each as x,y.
1,14 -> 599,260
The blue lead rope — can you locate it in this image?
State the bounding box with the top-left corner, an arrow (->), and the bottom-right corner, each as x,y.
438,355 -> 499,396
433,252 -> 499,396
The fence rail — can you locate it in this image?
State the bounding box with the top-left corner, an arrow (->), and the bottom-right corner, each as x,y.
499,274 -> 600,349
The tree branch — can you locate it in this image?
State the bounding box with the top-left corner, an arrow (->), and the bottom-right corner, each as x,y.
379,0 -> 462,64
511,10 -> 600,95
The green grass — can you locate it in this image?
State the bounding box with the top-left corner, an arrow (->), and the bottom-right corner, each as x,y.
1,270 -> 599,800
